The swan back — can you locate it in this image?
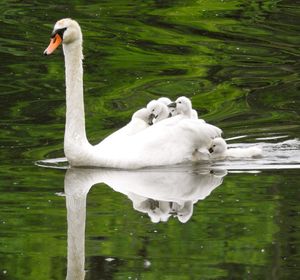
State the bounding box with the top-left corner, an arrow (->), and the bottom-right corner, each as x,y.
93,117 -> 217,168
132,108 -> 150,122
100,108 -> 150,148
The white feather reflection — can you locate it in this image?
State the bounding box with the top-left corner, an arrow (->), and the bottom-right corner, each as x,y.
64,166 -> 227,279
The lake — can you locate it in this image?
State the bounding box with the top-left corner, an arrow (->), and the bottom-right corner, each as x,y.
0,0 -> 300,279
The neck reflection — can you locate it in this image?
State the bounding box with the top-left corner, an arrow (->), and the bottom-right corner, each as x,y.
64,166 -> 227,279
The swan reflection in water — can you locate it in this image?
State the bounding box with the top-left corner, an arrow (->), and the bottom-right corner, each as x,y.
64,166 -> 227,279
121,169 -> 227,223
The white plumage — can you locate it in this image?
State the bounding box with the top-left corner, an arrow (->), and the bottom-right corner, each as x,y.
44,18 -> 224,168
169,96 -> 199,119
209,137 -> 262,159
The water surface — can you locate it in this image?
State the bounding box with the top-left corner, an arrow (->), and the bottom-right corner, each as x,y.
0,0 -> 300,279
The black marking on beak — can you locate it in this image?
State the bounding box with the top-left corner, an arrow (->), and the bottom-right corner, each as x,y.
209,147 -> 214,153
168,102 -> 176,108
148,113 -> 157,125
51,27 -> 67,39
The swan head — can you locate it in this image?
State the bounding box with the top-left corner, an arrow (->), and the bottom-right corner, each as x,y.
157,97 -> 172,106
209,137 -> 227,154
157,97 -> 178,116
146,100 -> 169,124
175,96 -> 192,114
168,96 -> 192,116
44,18 -> 82,55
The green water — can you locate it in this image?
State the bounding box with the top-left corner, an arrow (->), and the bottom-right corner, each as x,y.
1,0 -> 300,279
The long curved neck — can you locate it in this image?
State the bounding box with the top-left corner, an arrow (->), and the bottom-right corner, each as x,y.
63,41 -> 90,158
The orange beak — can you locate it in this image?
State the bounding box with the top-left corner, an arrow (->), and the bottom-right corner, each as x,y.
44,33 -> 62,55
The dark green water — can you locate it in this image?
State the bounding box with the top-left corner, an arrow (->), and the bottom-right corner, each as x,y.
1,0 -> 300,279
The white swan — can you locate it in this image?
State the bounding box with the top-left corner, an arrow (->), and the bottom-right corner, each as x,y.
44,18 -> 222,168
209,137 -> 262,159
166,96 -> 222,138
147,100 -> 170,124
101,99 -> 170,144
168,96 -> 199,119
157,97 -> 178,117
157,97 -> 172,106
100,107 -> 150,147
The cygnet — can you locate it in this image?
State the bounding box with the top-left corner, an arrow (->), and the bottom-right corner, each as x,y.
168,96 -> 198,119
209,137 -> 262,159
146,100 -> 170,124
157,97 -> 177,117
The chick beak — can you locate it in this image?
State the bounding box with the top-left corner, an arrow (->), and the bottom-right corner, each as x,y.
168,102 -> 176,108
148,113 -> 157,125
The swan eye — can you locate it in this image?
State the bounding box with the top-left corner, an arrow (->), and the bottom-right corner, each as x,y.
51,27 -> 67,39
178,101 -> 182,104
152,109 -> 155,112
213,145 -> 216,147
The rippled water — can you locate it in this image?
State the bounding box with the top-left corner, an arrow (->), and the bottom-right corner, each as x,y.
1,1 -> 300,279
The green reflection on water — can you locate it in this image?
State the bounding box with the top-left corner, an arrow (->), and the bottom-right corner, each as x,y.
1,166 -> 300,279
0,0 -> 300,279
